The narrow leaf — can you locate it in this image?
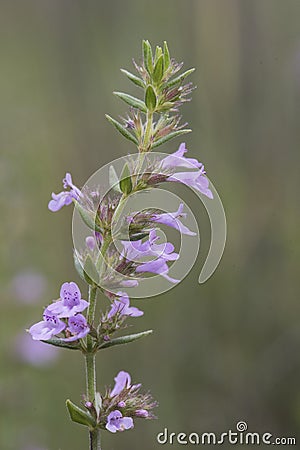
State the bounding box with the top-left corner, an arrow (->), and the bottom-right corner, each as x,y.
75,202 -> 102,232
119,163 -> 133,195
41,338 -> 80,350
145,85 -> 157,111
120,69 -> 145,88
143,40 -> 153,74
105,114 -> 138,145
98,330 -> 153,350
154,45 -> 163,63
109,165 -> 122,193
84,255 -> 99,286
66,399 -> 96,428
113,92 -> 147,113
73,251 -> 85,281
165,68 -> 195,88
163,41 -> 170,69
152,129 -> 192,149
153,55 -> 164,84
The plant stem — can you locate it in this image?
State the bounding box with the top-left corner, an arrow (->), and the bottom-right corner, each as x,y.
85,286 -> 101,450
142,111 -> 153,152
89,429 -> 101,450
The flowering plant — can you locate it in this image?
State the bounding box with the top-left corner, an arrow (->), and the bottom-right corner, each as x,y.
28,40 -> 214,450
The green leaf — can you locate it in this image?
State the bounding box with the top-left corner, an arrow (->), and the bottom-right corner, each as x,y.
119,163 -> 133,195
66,399 -> 96,429
75,202 -> 102,232
120,69 -> 145,88
41,338 -> 81,350
165,68 -> 195,88
154,45 -> 163,63
84,255 -> 99,285
143,40 -> 153,74
145,85 -> 157,112
105,114 -> 138,145
153,55 -> 164,84
73,251 -> 85,281
98,330 -> 153,350
152,129 -> 192,148
94,392 -> 102,419
109,165 -> 122,193
113,92 -> 147,113
163,41 -> 170,70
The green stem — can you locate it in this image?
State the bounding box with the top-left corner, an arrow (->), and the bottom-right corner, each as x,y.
86,286 -> 97,352
89,429 -> 101,450
85,286 -> 101,450
142,111 -> 153,152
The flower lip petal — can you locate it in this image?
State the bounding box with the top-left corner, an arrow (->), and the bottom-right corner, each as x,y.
110,371 -> 131,397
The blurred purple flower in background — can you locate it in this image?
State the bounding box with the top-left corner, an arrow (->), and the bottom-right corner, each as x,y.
10,270 -> 47,304
14,332 -> 59,367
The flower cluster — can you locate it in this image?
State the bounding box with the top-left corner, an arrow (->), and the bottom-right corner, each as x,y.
51,142 -> 212,292
29,282 -> 90,342
96,371 -> 157,433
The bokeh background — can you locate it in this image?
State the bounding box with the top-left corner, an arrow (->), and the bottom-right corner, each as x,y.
1,1 -> 300,449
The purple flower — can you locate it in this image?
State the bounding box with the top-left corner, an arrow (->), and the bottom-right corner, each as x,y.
62,314 -> 90,342
152,203 -> 196,236
135,258 -> 179,283
135,409 -> 149,418
111,371 -> 131,396
161,142 -> 203,170
122,230 -> 180,283
110,371 -> 141,397
47,282 -> 89,318
86,236 -> 96,251
106,410 -> 134,433
48,172 -> 81,212
107,292 -> 143,319
168,170 -> 213,199
29,309 -> 66,341
159,143 -> 213,199
85,232 -> 103,251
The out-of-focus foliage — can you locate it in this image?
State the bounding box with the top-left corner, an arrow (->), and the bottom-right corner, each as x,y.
0,1 -> 299,449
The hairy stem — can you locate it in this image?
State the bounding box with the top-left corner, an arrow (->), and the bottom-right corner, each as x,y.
85,286 -> 101,450
89,429 -> 101,450
142,111 -> 153,152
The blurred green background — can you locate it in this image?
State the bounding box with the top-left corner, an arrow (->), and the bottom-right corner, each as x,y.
1,0 -> 300,449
